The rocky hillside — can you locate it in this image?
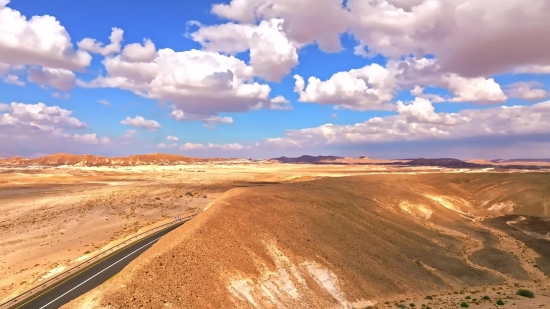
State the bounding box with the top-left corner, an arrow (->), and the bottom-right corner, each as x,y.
492,159 -> 550,163
64,173 -> 550,309
270,155 -> 344,163
0,153 -> 244,167
269,155 -> 401,165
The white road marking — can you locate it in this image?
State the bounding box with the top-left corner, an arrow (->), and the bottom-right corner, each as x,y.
39,236 -> 162,309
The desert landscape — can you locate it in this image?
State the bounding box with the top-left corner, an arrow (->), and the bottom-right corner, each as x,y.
0,153 -> 407,303
1,154 -> 549,308
2,0 -> 550,307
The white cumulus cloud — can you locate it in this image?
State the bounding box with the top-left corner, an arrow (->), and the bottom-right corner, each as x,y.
121,39 -> 156,63
261,100 -> 550,148
2,102 -> 85,128
180,142 -> 248,150
191,19 -> 299,81
2,74 -> 24,86
514,65 -> 550,75
442,74 -> 507,104
77,27 -> 124,56
27,67 -> 75,91
505,81 -> 549,101
120,116 -> 161,130
77,47 -> 286,121
293,63 -> 396,111
0,102 -> 109,154
211,0 -> 350,52
396,97 -> 457,126
170,110 -> 234,125
348,0 -> 550,77
157,142 -> 177,149
0,1 -> 91,71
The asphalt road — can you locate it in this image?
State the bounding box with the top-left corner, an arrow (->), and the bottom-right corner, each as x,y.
7,222 -> 184,309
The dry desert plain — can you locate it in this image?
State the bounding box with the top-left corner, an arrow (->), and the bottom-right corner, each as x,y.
0,159 -> 549,308
0,161 -> 398,302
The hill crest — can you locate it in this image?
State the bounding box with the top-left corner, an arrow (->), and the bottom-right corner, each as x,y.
0,153 -> 243,167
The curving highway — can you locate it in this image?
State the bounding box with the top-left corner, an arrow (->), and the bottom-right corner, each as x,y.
6,222 -> 184,309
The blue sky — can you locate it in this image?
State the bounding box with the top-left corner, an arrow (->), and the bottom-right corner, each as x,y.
1,0 -> 549,158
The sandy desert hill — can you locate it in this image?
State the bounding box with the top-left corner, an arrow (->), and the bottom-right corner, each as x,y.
1,153 -> 386,167
64,172 -> 550,309
2,154 -> 550,308
0,153 -> 249,167
1,161 -> 393,303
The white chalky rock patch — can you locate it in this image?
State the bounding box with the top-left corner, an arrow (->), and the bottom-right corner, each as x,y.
265,241 -> 306,287
399,201 -> 433,219
424,194 -> 470,216
488,201 -> 516,213
227,240 -> 370,308
301,261 -> 351,308
228,279 -> 260,308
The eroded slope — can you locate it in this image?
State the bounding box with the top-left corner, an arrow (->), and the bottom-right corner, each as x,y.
64,173 -> 550,309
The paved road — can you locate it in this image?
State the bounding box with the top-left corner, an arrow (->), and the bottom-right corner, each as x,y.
7,222 -> 184,309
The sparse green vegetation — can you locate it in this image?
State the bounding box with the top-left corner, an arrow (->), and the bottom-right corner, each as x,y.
496,299 -> 505,306
460,302 -> 469,308
465,296 -> 471,299
482,296 -> 491,301
425,296 -> 433,300
516,289 -> 535,298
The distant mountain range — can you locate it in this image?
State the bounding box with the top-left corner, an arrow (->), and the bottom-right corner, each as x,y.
491,159 -> 550,163
1,153 -> 549,168
398,158 -> 486,168
0,153 -> 243,167
269,156 -> 479,166
269,155 -> 344,164
269,156 -> 550,170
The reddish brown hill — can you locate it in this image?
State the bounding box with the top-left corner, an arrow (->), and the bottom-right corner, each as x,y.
0,153 -> 241,167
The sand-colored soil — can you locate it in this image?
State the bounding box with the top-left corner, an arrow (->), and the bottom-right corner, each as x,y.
0,163 -> 416,302
57,172 -> 550,309
2,163 -> 549,308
